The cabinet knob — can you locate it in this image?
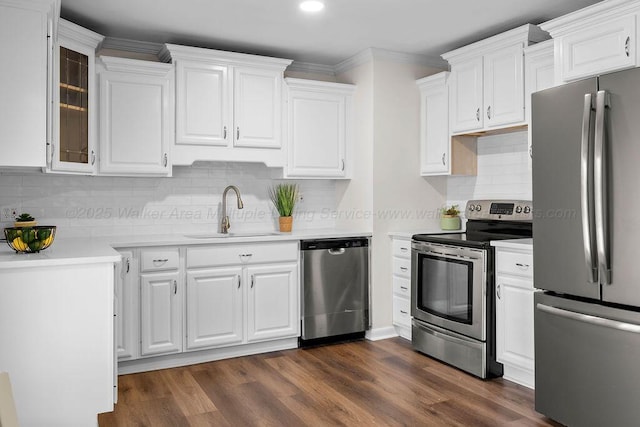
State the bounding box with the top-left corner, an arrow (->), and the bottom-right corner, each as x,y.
487,106 -> 491,120
625,36 -> 631,57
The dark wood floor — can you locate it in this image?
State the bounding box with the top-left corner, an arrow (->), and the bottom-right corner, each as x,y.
99,337 -> 560,426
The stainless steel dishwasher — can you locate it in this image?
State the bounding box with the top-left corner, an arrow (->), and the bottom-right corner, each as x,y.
300,238 -> 369,344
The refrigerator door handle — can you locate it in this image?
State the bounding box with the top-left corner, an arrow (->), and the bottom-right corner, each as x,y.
580,93 -> 598,283
537,303 -> 640,334
594,90 -> 612,285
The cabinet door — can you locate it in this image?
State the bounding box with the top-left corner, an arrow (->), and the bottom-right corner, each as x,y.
525,42 -> 555,167
286,89 -> 347,177
484,43 -> 525,128
246,263 -> 298,342
140,271 -> 182,356
419,77 -> 450,175
185,267 -> 244,350
175,60 -> 230,147
450,57 -> 483,133
233,67 -> 282,148
115,251 -> 138,360
99,63 -> 172,175
496,275 -> 534,374
0,0 -> 50,168
561,15 -> 635,82
51,27 -> 100,174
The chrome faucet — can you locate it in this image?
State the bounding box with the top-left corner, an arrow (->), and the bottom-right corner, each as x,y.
221,185 -> 244,234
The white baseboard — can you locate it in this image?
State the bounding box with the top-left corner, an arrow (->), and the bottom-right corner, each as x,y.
365,326 -> 398,341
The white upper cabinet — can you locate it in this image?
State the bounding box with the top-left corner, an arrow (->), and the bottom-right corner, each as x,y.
0,0 -> 57,169
50,19 -> 103,175
284,78 -> 355,179
525,40 -> 555,166
97,56 -> 173,176
417,72 -> 450,175
541,1 -> 640,83
443,24 -> 549,134
160,44 -> 292,167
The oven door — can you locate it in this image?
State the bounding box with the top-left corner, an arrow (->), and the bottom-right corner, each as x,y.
411,241 -> 486,341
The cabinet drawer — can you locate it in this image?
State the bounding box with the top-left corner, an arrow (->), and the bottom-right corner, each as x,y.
187,242 -> 298,268
393,296 -> 411,327
392,238 -> 411,259
392,257 -> 411,278
140,249 -> 180,272
393,276 -> 411,298
496,250 -> 533,278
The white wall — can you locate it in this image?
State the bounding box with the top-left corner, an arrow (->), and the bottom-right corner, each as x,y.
447,130 -> 531,212
0,163 -> 337,237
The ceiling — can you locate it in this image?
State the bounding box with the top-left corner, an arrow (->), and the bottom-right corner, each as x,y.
61,0 -> 602,66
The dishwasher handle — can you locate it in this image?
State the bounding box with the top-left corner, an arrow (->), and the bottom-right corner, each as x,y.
328,248 -> 346,255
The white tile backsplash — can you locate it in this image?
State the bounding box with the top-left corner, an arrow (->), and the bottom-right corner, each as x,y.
447,130 -> 531,212
0,163 -> 337,238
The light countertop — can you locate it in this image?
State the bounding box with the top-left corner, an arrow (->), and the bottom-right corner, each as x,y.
388,227 -> 465,239
490,238 -> 533,249
0,228 -> 372,268
0,238 -> 121,269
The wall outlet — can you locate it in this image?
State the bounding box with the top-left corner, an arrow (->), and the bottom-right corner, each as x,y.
1,207 -> 18,221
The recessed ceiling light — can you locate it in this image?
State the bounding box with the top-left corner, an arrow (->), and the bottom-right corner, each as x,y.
300,1 -> 325,13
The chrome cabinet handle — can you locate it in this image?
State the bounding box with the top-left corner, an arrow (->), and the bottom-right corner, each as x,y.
328,248 -> 346,255
625,36 -> 631,57
497,284 -> 501,299
400,286 -> 408,291
173,280 -> 177,295
400,310 -> 408,315
399,247 -> 408,253
240,253 -> 253,258
223,126 -> 227,139
441,153 -> 446,165
163,153 -> 168,167
153,258 -> 169,264
400,266 -> 408,272
236,127 -> 240,140
476,108 -> 480,121
126,258 -> 130,274
529,145 -> 533,159
515,263 -> 530,269
237,275 -> 241,289
251,275 -> 255,288
341,159 -> 345,171
487,106 -> 491,120
91,150 -> 96,165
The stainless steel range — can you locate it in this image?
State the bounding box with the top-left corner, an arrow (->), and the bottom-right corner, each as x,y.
411,200 -> 532,378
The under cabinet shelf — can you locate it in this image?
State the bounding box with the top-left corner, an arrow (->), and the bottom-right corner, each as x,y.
60,103 -> 87,112
60,82 -> 88,93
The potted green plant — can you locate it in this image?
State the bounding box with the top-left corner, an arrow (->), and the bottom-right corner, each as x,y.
269,183 -> 299,232
14,213 -> 37,228
440,205 -> 461,230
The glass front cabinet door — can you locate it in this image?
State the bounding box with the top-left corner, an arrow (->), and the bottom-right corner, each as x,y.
50,19 -> 103,174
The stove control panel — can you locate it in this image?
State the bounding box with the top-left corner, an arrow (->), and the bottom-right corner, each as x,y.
466,200 -> 532,221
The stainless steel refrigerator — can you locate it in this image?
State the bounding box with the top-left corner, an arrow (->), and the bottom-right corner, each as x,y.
532,67 -> 640,426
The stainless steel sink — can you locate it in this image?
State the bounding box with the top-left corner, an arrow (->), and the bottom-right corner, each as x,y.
184,232 -> 281,239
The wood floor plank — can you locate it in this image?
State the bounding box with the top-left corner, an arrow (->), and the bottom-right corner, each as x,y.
100,338 -> 552,427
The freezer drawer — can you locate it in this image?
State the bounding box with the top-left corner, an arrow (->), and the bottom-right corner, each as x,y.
535,292 -> 640,427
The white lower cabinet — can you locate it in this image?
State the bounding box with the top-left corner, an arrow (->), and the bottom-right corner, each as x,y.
115,250 -> 139,360
140,270 -> 182,356
246,263 -> 298,342
186,267 -> 244,349
494,244 -> 535,389
391,236 -> 412,340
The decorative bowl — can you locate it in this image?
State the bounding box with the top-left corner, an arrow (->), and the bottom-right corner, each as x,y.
4,226 -> 56,253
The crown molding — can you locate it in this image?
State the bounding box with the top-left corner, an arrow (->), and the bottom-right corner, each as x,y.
540,0 -> 640,36
59,18 -> 104,48
101,37 -> 164,57
97,55 -> 172,75
286,61 -> 336,76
